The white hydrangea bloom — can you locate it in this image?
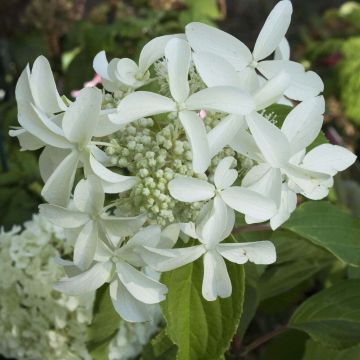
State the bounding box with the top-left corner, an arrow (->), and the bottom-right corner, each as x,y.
8,0 -> 357,325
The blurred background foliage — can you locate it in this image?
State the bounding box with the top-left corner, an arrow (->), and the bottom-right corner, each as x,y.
0,2 -> 360,358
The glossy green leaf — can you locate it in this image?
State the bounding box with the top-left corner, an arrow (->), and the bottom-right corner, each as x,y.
161,258 -> 244,360
303,340 -> 360,360
289,280 -> 360,349
258,231 -> 333,300
284,201 -> 360,266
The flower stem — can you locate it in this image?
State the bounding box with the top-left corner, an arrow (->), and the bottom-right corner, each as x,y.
232,223 -> 272,235
241,325 -> 288,356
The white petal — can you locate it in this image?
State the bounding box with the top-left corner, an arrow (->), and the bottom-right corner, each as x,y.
180,222 -> 198,239
89,153 -> 137,189
202,250 -> 232,301
165,38 -> 191,103
208,114 -> 245,158
281,96 -> 324,154
9,128 -> 44,151
41,152 -> 80,206
17,101 -> 69,148
168,176 -> 215,202
74,176 -> 104,215
257,60 -> 323,101
253,0 -> 293,60
62,87 -> 102,145
186,86 -> 255,115
229,128 -> 263,162
15,65 -> 33,102
101,213 -> 147,238
115,58 -> 139,87
110,92 -> 176,125
217,241 -> 276,264
116,261 -> 167,304
242,163 -> 271,187
39,146 -> 70,181
274,38 -> 290,60
110,279 -> 150,322
53,261 -> 113,295
221,186 -> 276,220
94,110 -> 123,137
237,67 -> 260,93
93,51 -> 110,80
101,178 -> 138,194
74,221 -> 98,270
186,22 -> 252,70
284,70 -> 324,101
254,72 -> 290,110
30,56 -> 67,113
302,144 -> 357,176
198,196 -> 234,247
159,223 -> 180,248
284,163 -> 331,194
243,166 -> 282,207
125,225 -> 161,248
214,156 -> 238,190
192,51 -> 243,87
247,112 -> 291,168
270,185 -> 297,229
179,110 -> 210,173
39,204 -> 89,228
141,245 -> 206,272
138,34 -> 185,73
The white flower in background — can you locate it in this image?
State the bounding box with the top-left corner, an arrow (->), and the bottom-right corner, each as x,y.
141,198 -> 276,301
186,0 -> 323,100
109,38 -> 255,173
0,215 -> 163,359
40,176 -> 146,270
168,156 -> 277,223
0,215 -> 93,360
93,34 -> 184,91
235,96 -> 356,228
54,224 -> 178,322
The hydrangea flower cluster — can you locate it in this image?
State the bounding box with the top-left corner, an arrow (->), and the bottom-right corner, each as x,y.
0,215 -> 161,359
10,0 -> 356,322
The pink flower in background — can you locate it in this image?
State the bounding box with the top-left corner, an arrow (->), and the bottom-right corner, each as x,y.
71,74 -> 102,98
199,109 -> 207,119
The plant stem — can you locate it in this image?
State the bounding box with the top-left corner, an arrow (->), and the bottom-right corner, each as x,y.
232,223 -> 272,235
241,325 -> 288,356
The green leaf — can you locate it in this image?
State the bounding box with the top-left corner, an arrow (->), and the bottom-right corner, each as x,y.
258,231 -> 333,300
87,284 -> 120,358
303,340 -> 360,360
260,329 -> 308,360
142,330 -> 178,360
263,104 -> 292,128
289,279 -> 360,349
161,257 -> 245,360
284,201 -> 360,266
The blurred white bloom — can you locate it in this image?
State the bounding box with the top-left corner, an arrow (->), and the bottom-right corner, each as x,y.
141,199 -> 276,301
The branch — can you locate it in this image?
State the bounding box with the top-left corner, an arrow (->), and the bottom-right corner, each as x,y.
240,325 -> 288,356
232,223 -> 272,235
